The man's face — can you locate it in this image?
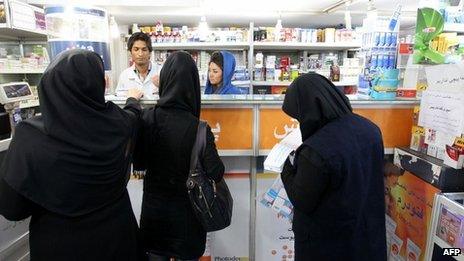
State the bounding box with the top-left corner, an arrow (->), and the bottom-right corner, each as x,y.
130,40 -> 150,67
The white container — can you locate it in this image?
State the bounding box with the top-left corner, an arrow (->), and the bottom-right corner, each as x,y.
255,52 -> 264,68
325,28 -> 335,43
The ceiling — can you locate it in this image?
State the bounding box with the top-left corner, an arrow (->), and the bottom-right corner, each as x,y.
26,0 -> 420,28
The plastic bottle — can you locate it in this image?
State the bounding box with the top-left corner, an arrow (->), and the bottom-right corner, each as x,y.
375,32 -> 380,47
388,5 -> 402,31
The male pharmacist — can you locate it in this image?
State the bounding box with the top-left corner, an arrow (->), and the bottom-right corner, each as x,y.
116,32 -> 160,99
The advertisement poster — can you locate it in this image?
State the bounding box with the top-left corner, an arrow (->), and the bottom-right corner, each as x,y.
48,40 -> 111,71
45,6 -> 111,70
384,170 -> 440,261
256,173 -> 295,261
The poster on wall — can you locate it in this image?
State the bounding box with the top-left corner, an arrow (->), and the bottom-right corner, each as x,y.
44,6 -> 111,70
384,170 -> 440,261
49,40 -> 111,71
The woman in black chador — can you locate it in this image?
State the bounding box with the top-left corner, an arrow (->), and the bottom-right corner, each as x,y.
134,51 -> 224,261
281,73 -> 387,261
0,49 -> 143,260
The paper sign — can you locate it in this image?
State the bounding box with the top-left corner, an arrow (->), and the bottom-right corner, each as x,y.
264,128 -> 302,173
419,90 -> 464,137
426,63 -> 464,92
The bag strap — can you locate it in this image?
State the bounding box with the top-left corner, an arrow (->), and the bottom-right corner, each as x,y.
189,120 -> 207,175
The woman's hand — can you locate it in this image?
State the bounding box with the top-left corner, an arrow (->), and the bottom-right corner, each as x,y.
127,88 -> 144,100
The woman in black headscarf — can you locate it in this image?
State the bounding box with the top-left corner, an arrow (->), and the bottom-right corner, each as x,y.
0,49 -> 144,260
134,51 -> 224,261
281,73 -> 387,261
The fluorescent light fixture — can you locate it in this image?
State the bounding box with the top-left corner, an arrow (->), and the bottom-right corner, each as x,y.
323,0 -> 360,13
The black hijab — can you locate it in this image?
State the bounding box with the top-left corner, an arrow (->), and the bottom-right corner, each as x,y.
1,49 -> 135,216
157,51 -> 201,118
282,73 -> 352,141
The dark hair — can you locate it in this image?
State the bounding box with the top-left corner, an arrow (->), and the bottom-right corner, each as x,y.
209,51 -> 223,70
127,32 -> 153,52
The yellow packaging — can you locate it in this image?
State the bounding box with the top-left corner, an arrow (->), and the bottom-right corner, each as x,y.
411,126 -> 425,135
455,137 -> 464,148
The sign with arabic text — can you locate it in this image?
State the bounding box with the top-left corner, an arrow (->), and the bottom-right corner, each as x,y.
200,108 -> 253,150
259,109 -> 299,150
260,108 -> 415,150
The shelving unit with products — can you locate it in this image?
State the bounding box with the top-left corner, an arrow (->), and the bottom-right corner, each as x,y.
125,22 -> 362,95
251,24 -> 361,94
0,0 -> 48,125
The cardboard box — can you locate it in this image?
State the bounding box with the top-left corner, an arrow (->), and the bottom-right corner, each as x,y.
443,145 -> 464,169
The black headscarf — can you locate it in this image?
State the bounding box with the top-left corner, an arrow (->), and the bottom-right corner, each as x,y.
282,73 -> 353,141
1,49 -> 135,216
157,51 -> 201,118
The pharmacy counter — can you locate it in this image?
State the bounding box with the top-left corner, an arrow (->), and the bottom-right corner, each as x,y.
108,95 -> 419,154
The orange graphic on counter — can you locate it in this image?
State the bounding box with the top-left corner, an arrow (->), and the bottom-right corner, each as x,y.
259,108 -> 414,150
355,108 -> 414,149
201,108 -> 253,150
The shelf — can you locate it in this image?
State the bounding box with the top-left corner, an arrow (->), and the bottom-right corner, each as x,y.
151,42 -> 250,50
443,23 -> 464,33
253,42 -> 361,51
0,68 -> 45,74
0,27 -> 48,41
252,80 -> 358,86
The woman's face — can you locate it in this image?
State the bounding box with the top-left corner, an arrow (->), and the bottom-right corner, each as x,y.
209,62 -> 223,86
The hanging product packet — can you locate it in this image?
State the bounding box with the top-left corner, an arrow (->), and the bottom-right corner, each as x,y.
260,175 -> 294,223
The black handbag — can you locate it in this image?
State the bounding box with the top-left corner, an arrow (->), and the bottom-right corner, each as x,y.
186,120 -> 233,232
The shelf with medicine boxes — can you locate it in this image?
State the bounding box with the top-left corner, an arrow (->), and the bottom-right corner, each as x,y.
125,23 -> 364,94
0,1 -> 47,41
0,42 -> 50,77
250,25 -> 362,94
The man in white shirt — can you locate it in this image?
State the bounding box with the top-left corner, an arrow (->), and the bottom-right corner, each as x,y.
116,32 -> 160,99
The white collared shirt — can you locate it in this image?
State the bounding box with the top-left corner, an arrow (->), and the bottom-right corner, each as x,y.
116,62 -> 161,99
